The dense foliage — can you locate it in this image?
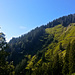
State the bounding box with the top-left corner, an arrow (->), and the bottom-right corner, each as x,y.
29,40 -> 75,75
0,32 -> 15,75
2,14 -> 75,75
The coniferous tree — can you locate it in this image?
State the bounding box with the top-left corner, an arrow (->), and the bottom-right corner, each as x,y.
69,40 -> 75,75
52,53 -> 60,75
0,32 -> 8,74
62,42 -> 70,75
15,58 -> 27,75
59,54 -> 63,75
0,32 -> 15,75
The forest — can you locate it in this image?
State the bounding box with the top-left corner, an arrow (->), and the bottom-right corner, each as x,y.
0,14 -> 75,75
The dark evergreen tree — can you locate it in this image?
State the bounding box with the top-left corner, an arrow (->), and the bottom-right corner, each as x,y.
52,54 -> 60,75
15,58 -> 27,75
59,43 -> 63,51
0,32 -> 15,75
69,40 -> 75,75
62,42 -> 70,75
41,52 -> 46,62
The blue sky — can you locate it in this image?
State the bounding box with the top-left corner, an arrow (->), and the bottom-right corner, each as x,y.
0,0 -> 75,42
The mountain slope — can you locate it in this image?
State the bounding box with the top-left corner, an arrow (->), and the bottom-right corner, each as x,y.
24,23 -> 75,75
7,14 -> 75,66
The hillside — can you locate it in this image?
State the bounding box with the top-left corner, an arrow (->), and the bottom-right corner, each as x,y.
6,14 -> 75,75
23,23 -> 75,75
7,14 -> 75,64
25,23 -> 75,68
